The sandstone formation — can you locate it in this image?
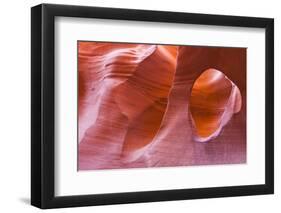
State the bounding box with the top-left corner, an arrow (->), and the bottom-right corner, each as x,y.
78,42 -> 246,170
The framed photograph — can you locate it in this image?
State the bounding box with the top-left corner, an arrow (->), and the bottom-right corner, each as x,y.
31,3 -> 274,209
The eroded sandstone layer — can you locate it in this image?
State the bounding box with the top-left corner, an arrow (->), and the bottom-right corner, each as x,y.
78,42 -> 246,170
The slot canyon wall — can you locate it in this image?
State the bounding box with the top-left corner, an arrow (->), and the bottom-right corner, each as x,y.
78,42 -> 246,170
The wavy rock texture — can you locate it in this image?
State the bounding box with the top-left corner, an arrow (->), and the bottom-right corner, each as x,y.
78,42 -> 246,170
190,68 -> 242,142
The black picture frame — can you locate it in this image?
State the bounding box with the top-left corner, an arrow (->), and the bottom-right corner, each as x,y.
31,3 -> 274,209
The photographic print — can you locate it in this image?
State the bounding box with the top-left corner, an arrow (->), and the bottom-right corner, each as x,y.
78,41 -> 246,170
31,4 -> 274,208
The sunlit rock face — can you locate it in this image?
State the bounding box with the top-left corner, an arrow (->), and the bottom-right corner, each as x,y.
190,68 -> 242,142
78,42 -> 246,170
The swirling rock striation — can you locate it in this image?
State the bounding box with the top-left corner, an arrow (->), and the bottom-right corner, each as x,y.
78,42 -> 246,170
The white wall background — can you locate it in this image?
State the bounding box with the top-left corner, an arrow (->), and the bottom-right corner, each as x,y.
0,0 -> 279,212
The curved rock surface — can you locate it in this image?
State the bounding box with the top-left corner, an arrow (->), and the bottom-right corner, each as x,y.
190,68 -> 242,142
78,42 -> 246,170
